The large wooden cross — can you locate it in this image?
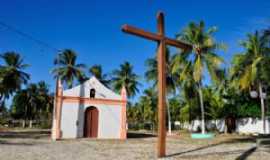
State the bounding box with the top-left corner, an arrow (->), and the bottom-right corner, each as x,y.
122,12 -> 192,157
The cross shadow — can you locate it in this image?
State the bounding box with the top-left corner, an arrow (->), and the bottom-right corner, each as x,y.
235,147 -> 257,160
166,142 -> 222,158
169,149 -> 246,159
166,136 -> 256,158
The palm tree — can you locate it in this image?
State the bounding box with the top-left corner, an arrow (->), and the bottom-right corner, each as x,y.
111,61 -> 140,98
127,102 -> 143,125
36,81 -> 53,122
145,48 -> 178,134
11,81 -> 53,128
139,87 -> 158,126
0,52 -> 30,106
52,49 -> 86,88
173,21 -> 224,134
11,89 -> 29,127
176,62 -> 199,123
230,31 -> 270,134
89,65 -> 110,86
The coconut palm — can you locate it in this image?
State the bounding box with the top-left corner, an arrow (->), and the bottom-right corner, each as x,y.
36,81 -> 53,121
127,103 -> 141,125
230,31 -> 270,133
145,48 -> 178,134
111,61 -> 140,98
11,89 -> 28,127
89,65 -> 110,86
139,87 -> 158,125
11,81 -> 53,127
176,61 -> 200,123
0,52 -> 30,106
173,21 -> 224,134
11,84 -> 38,127
52,49 -> 86,89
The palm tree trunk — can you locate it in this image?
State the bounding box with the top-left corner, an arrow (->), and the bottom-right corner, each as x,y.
224,121 -> 228,134
0,95 -> 5,111
22,119 -> 26,128
29,119 -> 33,128
166,98 -> 172,135
259,82 -> 266,134
0,94 -> 3,105
198,84 -> 206,134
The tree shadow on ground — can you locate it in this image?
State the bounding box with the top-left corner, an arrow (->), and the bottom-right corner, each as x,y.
1,130 -> 156,139
235,147 -> 257,160
0,130 -> 50,139
127,132 -> 156,139
0,140 -> 34,146
166,136 -> 256,159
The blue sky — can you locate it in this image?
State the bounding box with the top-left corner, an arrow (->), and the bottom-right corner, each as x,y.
0,0 -> 269,100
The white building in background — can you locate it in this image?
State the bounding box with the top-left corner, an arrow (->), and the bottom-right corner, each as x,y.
181,118 -> 270,134
51,77 -> 127,140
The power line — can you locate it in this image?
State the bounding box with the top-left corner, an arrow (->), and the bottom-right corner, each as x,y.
0,20 -> 60,53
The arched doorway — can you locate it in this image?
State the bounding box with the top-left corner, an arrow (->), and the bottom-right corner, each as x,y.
84,107 -> 99,138
225,116 -> 236,133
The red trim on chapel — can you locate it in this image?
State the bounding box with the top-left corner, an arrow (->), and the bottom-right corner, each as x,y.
60,96 -> 127,105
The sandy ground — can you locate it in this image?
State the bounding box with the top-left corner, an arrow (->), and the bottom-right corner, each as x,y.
0,129 -> 269,160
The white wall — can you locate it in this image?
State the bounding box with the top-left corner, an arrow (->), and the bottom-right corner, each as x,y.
236,118 -> 270,134
61,102 -> 122,139
181,118 -> 270,134
181,119 -> 225,132
61,103 -> 79,138
96,104 -> 121,138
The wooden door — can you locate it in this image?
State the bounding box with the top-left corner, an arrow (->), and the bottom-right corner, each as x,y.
226,116 -> 236,133
84,107 -> 99,138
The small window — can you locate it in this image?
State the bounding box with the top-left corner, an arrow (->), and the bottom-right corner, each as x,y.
90,89 -> 96,98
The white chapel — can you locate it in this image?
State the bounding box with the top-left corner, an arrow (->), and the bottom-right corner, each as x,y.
51,77 -> 127,140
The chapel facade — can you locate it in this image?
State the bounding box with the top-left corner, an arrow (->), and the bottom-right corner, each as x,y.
51,77 -> 127,140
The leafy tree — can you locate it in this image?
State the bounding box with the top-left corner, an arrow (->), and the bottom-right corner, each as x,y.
52,49 -> 86,89
11,81 -> 53,128
0,52 -> 30,107
168,96 -> 181,128
179,83 -> 200,123
111,61 -> 140,98
127,87 -> 157,130
172,54 -> 200,123
230,31 -> 270,133
0,104 -> 10,125
35,81 -> 54,123
174,21 -> 225,134
89,64 -> 110,86
127,102 -> 142,125
139,87 -> 158,124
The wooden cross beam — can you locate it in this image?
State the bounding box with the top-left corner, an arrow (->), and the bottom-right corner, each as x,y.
122,12 -> 192,158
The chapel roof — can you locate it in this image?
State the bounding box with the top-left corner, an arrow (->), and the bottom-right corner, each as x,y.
62,76 -> 122,100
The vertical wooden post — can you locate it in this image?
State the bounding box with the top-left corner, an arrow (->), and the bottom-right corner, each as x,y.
120,86 -> 127,139
52,78 -> 63,140
157,12 -> 166,157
